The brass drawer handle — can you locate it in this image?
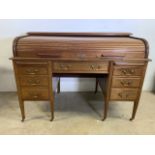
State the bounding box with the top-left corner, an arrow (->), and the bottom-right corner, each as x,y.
118,92 -> 129,99
121,69 -> 127,75
118,92 -> 135,99
96,54 -> 105,58
28,93 -> 39,99
121,68 -> 135,75
26,68 -> 39,74
120,80 -> 133,86
33,95 -> 39,99
27,79 -> 41,85
90,65 -> 95,70
90,64 -> 101,70
59,64 -> 70,70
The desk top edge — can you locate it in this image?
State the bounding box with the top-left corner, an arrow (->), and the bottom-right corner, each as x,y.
27,32 -> 133,37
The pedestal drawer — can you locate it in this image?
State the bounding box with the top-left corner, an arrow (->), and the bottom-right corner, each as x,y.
21,87 -> 49,100
110,88 -> 139,101
19,76 -> 49,86
113,66 -> 144,76
111,77 -> 141,88
18,66 -> 48,75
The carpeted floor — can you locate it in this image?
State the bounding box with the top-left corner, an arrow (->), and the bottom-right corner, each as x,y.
0,91 -> 155,135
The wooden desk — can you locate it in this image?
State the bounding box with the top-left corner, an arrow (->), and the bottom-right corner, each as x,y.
11,32 -> 150,122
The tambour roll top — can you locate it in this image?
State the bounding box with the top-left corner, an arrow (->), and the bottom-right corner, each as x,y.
13,32 -> 148,60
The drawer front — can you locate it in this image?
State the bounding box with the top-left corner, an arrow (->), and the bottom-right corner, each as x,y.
113,66 -> 144,76
110,88 -> 139,100
19,76 -> 49,86
53,62 -> 108,73
21,87 -> 49,100
112,77 -> 141,88
18,65 -> 48,75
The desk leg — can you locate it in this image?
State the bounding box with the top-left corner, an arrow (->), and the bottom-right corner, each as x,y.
102,98 -> 109,121
57,78 -> 60,94
130,100 -> 139,121
50,95 -> 54,121
19,99 -> 25,122
95,78 -> 98,94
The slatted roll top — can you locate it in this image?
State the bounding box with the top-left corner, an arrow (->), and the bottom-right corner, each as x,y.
13,32 -> 148,60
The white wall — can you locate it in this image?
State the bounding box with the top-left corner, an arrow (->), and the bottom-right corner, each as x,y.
0,19 -> 155,92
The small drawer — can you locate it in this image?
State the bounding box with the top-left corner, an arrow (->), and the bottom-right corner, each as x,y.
110,88 -> 139,101
53,62 -> 108,73
19,76 -> 49,86
17,65 -> 48,75
111,77 -> 141,88
113,66 -> 144,76
21,87 -> 49,100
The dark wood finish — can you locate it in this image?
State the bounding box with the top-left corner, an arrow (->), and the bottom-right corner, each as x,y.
11,32 -> 150,121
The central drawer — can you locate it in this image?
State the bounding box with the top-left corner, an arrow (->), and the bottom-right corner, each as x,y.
53,62 -> 108,73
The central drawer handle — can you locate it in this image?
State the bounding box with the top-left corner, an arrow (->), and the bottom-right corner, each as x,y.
60,64 -> 70,70
90,64 -> 101,70
90,65 -> 95,70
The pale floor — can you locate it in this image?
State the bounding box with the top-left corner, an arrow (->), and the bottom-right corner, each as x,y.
0,91 -> 155,135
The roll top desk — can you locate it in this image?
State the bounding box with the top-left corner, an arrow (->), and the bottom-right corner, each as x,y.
11,32 -> 150,122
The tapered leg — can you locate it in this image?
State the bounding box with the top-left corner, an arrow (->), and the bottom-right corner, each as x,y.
57,78 -> 60,94
130,101 -> 139,121
50,96 -> 54,121
95,78 -> 98,94
102,99 -> 108,121
19,99 -> 25,122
